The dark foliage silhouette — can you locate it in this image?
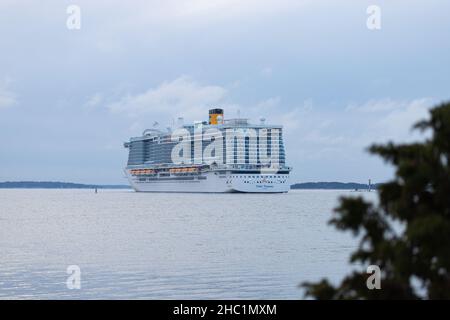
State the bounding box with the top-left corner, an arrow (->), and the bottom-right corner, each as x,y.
302,102 -> 450,299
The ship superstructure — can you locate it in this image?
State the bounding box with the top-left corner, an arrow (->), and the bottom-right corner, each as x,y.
124,109 -> 291,193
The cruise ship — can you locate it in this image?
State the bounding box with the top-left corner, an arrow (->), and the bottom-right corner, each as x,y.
124,109 -> 291,193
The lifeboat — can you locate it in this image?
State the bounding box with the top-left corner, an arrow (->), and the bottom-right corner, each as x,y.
169,167 -> 199,174
130,169 -> 155,175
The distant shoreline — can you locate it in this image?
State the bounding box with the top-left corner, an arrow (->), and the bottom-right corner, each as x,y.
0,181 -> 131,189
0,181 -> 378,190
291,182 -> 378,190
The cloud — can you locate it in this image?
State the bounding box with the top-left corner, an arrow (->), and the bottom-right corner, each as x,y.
106,78 -> 434,150
297,98 -> 433,151
247,97 -> 434,166
172,0 -> 305,17
107,76 -> 227,120
257,96 -> 280,109
260,67 -> 273,77
0,83 -> 17,110
343,98 -> 433,144
84,93 -> 103,108
346,98 -> 401,113
250,98 -> 313,131
107,0 -> 309,24
372,98 -> 433,142
346,98 -> 433,114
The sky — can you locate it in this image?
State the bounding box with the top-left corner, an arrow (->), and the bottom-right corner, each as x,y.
0,0 -> 449,184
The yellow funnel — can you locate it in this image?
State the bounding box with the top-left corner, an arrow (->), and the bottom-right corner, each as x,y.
209,108 -> 224,125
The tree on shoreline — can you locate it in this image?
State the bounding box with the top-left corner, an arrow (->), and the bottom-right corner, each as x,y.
302,102 -> 450,299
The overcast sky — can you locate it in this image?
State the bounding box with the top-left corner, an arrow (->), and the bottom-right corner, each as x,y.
1,0 -> 449,184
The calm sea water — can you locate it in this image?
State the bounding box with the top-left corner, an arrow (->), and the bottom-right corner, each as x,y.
0,189 -> 377,299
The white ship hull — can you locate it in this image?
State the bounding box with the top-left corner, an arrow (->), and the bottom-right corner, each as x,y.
125,170 -> 290,193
